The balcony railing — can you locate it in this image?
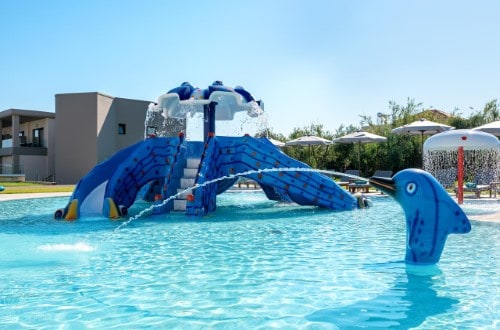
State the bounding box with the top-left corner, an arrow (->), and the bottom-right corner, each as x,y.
0,164 -> 24,175
1,138 -> 13,148
1,137 -> 43,148
1,140 -> 48,157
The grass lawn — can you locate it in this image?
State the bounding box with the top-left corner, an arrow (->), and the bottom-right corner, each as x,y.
0,182 -> 75,194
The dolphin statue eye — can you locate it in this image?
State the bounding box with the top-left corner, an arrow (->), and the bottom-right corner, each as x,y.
406,182 -> 417,195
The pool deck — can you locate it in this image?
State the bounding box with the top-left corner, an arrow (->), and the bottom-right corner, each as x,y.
0,191 -> 498,223
0,192 -> 71,201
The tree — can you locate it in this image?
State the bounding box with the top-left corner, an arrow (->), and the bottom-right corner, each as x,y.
260,97 -> 498,177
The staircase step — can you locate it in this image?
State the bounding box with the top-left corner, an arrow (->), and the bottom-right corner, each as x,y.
186,158 -> 200,169
173,157 -> 201,213
183,168 -> 198,178
174,199 -> 186,211
176,188 -> 192,199
180,178 -> 195,189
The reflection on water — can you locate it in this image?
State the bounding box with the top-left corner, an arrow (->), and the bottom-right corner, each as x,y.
307,264 -> 458,328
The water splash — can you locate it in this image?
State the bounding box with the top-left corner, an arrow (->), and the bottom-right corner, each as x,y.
424,149 -> 500,186
143,98 -> 268,140
37,242 -> 95,252
144,103 -> 187,138
111,168 -> 367,234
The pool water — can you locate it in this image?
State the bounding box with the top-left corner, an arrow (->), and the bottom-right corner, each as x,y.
0,192 -> 498,329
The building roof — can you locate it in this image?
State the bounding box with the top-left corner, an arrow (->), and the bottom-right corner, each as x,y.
418,109 -> 452,120
0,108 -> 55,126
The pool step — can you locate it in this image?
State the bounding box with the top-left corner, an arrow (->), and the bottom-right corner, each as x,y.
174,158 -> 200,212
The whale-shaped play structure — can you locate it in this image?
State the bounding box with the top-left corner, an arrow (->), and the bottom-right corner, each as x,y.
55,81 -> 471,264
55,81 -> 360,220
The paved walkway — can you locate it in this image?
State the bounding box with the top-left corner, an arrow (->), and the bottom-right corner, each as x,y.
468,212 -> 500,223
0,192 -> 71,201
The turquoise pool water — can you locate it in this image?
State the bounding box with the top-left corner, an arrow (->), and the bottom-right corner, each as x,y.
0,192 -> 498,329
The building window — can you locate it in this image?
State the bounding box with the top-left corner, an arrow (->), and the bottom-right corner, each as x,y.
19,131 -> 27,146
118,123 -> 126,135
32,128 -> 43,147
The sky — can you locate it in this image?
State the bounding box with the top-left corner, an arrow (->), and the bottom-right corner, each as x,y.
1,0 -> 499,136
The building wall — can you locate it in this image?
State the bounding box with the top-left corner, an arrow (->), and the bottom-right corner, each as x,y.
55,92 -> 150,184
108,98 -> 149,152
46,117 -> 56,180
95,96 -> 149,162
96,93 -> 115,163
20,155 -> 48,181
55,93 -> 99,184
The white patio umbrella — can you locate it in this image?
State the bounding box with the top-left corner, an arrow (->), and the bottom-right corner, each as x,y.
285,135 -> 332,163
267,137 -> 286,147
332,131 -> 387,169
472,120 -> 500,136
392,118 -> 454,152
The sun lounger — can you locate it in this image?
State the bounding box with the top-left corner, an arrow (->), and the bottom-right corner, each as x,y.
372,170 -> 393,178
348,180 -> 370,193
338,170 -> 360,189
370,170 -> 393,194
237,179 -> 259,189
454,183 -> 492,198
490,182 -> 500,198
453,168 -> 498,198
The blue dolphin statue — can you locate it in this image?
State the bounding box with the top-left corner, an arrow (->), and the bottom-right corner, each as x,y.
369,169 -> 471,265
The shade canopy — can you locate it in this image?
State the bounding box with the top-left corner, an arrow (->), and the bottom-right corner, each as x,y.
332,131 -> 387,144
285,135 -> 332,146
285,135 -> 332,164
332,131 -> 387,169
472,120 -> 500,137
392,118 -> 454,160
267,137 -> 285,147
392,118 -> 454,136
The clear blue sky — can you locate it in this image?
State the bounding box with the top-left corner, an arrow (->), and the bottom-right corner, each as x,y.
1,0 -> 499,135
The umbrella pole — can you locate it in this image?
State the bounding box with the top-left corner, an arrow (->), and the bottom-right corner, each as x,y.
420,131 -> 424,154
420,131 -> 424,167
358,142 -> 361,170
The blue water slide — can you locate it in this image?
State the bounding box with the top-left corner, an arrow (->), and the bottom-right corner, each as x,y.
187,135 -> 358,215
58,136 -> 185,219
221,136 -> 358,210
102,136 -> 185,216
68,142 -> 142,206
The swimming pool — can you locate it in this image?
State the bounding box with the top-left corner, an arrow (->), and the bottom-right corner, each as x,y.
0,192 -> 498,328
